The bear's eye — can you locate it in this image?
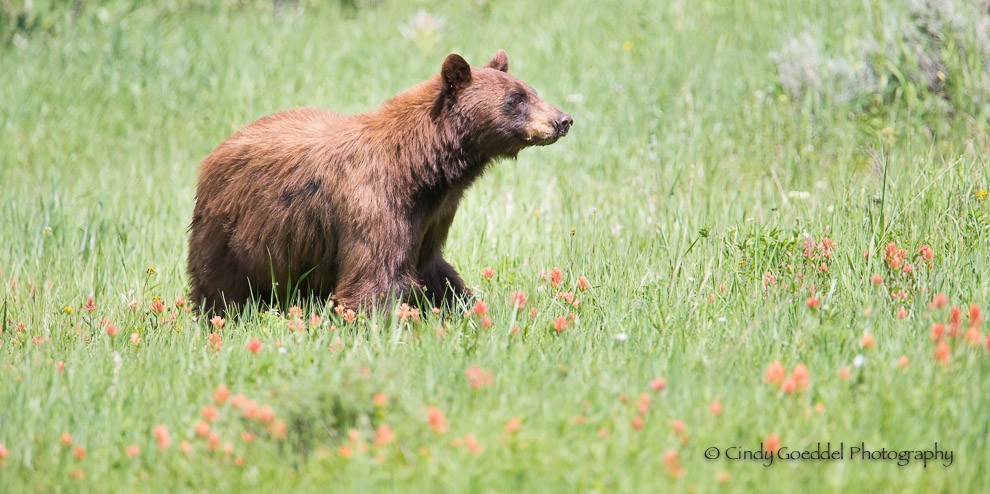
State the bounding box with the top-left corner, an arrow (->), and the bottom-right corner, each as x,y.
507,91 -> 527,107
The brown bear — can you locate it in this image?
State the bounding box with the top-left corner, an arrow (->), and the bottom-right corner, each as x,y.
187,49 -> 572,314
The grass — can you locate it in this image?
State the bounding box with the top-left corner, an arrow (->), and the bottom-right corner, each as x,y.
1,0 -> 989,492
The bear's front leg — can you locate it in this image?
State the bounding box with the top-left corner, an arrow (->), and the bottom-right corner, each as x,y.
419,257 -> 472,310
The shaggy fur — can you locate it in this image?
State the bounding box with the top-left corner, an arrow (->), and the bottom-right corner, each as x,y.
187,50 -> 572,314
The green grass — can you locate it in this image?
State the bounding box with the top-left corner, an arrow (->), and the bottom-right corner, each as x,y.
2,0 -> 989,492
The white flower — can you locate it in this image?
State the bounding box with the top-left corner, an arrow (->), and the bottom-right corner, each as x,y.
614,333 -> 629,342
852,355 -> 866,368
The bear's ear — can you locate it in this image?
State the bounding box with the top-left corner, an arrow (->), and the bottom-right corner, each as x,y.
485,49 -> 509,72
441,53 -> 472,92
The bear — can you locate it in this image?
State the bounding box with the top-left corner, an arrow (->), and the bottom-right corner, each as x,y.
187,49 -> 572,314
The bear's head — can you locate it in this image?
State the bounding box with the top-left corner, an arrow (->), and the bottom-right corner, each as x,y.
436,50 -> 573,158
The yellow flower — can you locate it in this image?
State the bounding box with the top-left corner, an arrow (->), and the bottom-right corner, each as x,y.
63,306 -> 73,314
977,189 -> 988,200
146,266 -> 157,275
622,41 -> 633,51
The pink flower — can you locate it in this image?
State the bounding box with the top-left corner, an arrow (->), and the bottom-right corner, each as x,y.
818,237 -> 836,258
897,306 -> 909,320
548,267 -> 563,288
649,377 -> 667,392
373,424 -> 395,446
213,384 -> 230,404
710,401 -> 723,416
207,332 -> 222,351
83,296 -> 97,312
0,443 -> 8,460
246,338 -> 262,354
934,342 -> 951,364
861,333 -> 875,349
105,323 -> 119,337
463,434 -> 483,455
763,271 -> 777,289
465,365 -> 494,389
426,406 -> 447,433
763,434 -> 781,454
397,303 -> 421,322
919,244 -> 934,262
481,267 -> 495,280
125,444 -> 140,458
806,296 -> 820,309
553,316 -> 568,333
472,300 -> 488,317
791,363 -> 809,391
309,314 -> 322,327
765,361 -> 786,386
201,405 -> 219,423
287,318 -> 305,332
870,274 -> 883,286
504,417 -> 522,434
510,291 -> 527,310
631,416 -> 644,431
288,306 -> 303,319
577,276 -> 591,291
838,366 -> 851,380
969,303 -> 983,330
210,316 -> 225,330
152,424 -> 171,450
930,293 -> 949,309
930,323 -> 946,341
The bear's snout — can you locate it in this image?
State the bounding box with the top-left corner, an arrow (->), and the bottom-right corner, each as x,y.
553,113 -> 573,136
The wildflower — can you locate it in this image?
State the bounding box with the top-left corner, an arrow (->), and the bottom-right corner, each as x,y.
806,296 -> 820,309
150,298 -> 165,314
597,427 -> 610,438
930,293 -> 949,309
671,419 -> 686,434
174,296 -> 186,309
781,377 -> 797,394
949,306 -> 963,336
819,237 -> 835,258
553,316 -> 568,333
373,424 -> 395,446
194,421 -> 210,438
146,266 -> 156,275
481,267 -> 495,280
280,317 -> 301,332
837,367 -> 851,381
934,342 -> 951,364
710,401 -> 723,416
763,271 -> 777,289
860,333 -> 875,349
930,323 -> 946,341
510,291 -> 527,310
870,274 -> 883,286
791,363 -> 809,391
201,405 -> 219,423
343,309 -> 357,323
504,417 -> 522,434
125,444 -> 140,458
480,316 -> 492,328
764,360 -> 786,386
662,449 -> 683,478
70,469 -> 85,480
153,424 -> 171,450
577,276 -> 590,291
638,393 -> 650,414
84,296 -> 97,312
631,416 -> 644,431
0,444 -> 8,461
465,365 -> 494,389
716,470 -> 731,484
919,245 -> 934,262
426,406 -> 448,433
763,434 -> 781,455
977,189 -> 988,200
897,306 -> 909,320
57,361 -> 65,374
969,304 -> 983,330
180,440 -> 193,458
241,431 -> 256,444
463,434 -> 483,455
853,355 -> 866,368
548,267 -> 563,288
210,316 -> 225,330
898,356 -> 909,368
61,432 -> 73,446
902,263 -> 915,276
246,338 -> 262,354
106,322 -> 119,337
650,377 -> 667,392
372,393 -> 388,407
308,314 -> 322,327
213,384 -> 230,405
472,300 -> 488,317
206,432 -> 220,451
288,306 -> 303,319
208,332 -> 222,352
803,234 -> 817,258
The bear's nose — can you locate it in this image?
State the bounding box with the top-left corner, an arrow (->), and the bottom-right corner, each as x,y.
554,114 -> 573,135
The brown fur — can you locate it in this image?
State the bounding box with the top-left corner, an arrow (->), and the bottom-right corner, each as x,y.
187,50 -> 572,314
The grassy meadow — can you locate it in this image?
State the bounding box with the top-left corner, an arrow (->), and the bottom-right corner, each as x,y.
1,0 -> 990,491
